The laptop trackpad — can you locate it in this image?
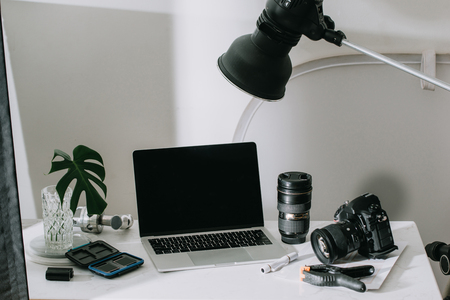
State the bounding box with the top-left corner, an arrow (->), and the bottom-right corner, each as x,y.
188,249 -> 252,266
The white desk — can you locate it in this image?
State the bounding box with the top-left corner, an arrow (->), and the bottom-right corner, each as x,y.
23,220 -> 441,299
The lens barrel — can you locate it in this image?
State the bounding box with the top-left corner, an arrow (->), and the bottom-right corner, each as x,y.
277,172 -> 312,244
311,221 -> 363,264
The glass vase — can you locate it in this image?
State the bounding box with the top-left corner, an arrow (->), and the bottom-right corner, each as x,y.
41,185 -> 73,251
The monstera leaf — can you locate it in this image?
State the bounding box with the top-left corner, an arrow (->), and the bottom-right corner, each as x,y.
48,145 -> 107,215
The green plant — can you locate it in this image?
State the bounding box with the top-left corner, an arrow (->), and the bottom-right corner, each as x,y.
48,145 -> 107,215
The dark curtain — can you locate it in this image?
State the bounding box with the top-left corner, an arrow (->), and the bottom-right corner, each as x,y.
0,8 -> 29,300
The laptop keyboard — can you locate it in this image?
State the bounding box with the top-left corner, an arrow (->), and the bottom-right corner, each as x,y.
149,230 -> 273,255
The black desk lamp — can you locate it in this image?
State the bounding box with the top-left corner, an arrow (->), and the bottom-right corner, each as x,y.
218,0 -> 450,101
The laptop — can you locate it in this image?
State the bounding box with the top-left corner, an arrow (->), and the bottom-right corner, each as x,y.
133,142 -> 289,272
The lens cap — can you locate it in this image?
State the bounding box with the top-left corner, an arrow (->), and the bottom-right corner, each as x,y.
278,172 -> 312,191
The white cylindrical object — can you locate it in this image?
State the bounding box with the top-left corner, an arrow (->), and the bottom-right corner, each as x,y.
261,252 -> 299,274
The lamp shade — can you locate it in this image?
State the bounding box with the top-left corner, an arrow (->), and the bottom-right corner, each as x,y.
217,0 -> 350,101
218,33 -> 292,101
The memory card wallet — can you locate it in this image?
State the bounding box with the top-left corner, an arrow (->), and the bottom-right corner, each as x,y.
65,240 -> 144,279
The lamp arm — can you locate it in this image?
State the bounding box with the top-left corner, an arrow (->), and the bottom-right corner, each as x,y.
341,39 -> 450,92
232,98 -> 264,142
232,53 -> 450,142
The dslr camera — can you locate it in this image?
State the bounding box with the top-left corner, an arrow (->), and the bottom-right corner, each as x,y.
311,193 -> 398,264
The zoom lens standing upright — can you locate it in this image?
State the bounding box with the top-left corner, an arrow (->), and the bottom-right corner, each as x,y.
277,172 -> 312,244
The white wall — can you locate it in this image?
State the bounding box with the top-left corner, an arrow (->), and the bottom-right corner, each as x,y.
3,0 -> 264,219
3,0 -> 450,295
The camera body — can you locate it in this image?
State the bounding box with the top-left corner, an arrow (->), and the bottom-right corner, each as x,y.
311,193 -> 398,264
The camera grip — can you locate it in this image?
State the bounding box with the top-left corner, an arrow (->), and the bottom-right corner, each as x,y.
300,269 -> 366,293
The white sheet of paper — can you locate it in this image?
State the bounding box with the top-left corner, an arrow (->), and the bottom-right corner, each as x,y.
273,241 -> 407,290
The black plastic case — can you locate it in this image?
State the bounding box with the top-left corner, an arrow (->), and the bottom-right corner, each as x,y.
65,240 -> 144,278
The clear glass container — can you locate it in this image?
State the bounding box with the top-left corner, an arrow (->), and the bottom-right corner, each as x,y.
41,185 -> 73,251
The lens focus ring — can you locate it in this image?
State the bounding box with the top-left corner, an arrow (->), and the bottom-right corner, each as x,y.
278,218 -> 310,233
277,202 -> 311,213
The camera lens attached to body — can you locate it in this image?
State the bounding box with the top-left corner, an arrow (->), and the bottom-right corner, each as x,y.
277,172 -> 312,244
311,193 -> 398,264
311,220 -> 363,264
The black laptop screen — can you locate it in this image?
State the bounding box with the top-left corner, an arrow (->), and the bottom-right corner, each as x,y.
133,142 -> 265,237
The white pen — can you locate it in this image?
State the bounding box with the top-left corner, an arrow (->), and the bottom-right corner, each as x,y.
261,252 -> 299,274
